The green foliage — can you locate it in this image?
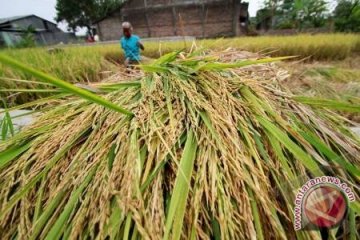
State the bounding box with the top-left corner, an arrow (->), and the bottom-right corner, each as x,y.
334,0 -> 360,32
15,26 -> 36,48
294,96 -> 360,112
259,0 -> 329,29
256,8 -> 273,30
294,0 -> 328,28
0,100 -> 14,141
55,0 -> 122,31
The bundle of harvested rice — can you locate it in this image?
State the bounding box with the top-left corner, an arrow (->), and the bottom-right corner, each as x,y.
0,49 -> 359,240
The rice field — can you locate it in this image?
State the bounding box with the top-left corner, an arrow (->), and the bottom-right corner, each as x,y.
0,34 -> 360,239
1,34 -> 359,115
1,33 -> 359,80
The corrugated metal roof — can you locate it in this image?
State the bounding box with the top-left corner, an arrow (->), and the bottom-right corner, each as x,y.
0,15 -> 33,25
0,15 -> 59,26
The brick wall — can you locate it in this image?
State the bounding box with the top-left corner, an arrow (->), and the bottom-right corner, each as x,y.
98,16 -> 123,41
203,5 -> 233,37
148,12 -> 174,37
97,0 -> 239,40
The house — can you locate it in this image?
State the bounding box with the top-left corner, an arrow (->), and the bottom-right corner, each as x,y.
94,0 -> 249,41
0,15 -> 76,47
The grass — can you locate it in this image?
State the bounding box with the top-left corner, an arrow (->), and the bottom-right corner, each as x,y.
0,48 -> 359,239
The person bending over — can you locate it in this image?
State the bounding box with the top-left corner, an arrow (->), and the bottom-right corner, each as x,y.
120,22 -> 144,67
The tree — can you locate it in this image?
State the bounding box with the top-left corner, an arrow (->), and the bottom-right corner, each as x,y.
263,0 -> 282,27
277,0 -> 297,29
256,8 -> 273,30
293,0 -> 328,28
260,0 -> 329,29
334,0 -> 360,32
55,0 -> 122,33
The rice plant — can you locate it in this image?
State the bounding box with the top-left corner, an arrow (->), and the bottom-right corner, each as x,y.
0,48 -> 359,239
0,100 -> 15,140
1,34 -> 359,106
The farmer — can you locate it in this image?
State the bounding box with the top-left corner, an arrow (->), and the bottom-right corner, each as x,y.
120,22 -> 145,67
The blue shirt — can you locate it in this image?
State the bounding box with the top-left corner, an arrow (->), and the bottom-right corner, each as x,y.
120,35 -> 141,61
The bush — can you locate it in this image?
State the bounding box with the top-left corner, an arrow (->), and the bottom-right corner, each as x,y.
334,0 -> 360,32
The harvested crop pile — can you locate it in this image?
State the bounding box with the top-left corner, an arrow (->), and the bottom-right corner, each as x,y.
0,49 -> 359,239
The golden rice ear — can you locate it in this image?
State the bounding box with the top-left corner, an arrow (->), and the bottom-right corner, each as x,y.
0,48 -> 359,240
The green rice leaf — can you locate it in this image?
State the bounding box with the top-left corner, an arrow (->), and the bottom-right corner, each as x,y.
1,117 -> 8,140
197,56 -> 294,71
350,201 -> 360,215
154,50 -> 182,65
299,130 -> 360,177
0,54 -> 134,116
247,186 -> 264,240
0,143 -> 31,169
139,64 -> 169,73
0,93 -> 70,114
294,96 -> 360,112
257,116 -> 322,176
211,216 -> 221,240
107,196 -> 124,239
0,89 -> 61,93
268,138 -> 296,180
130,228 -> 138,240
123,214 -> 133,240
30,189 -> 67,240
32,175 -> 47,223
98,81 -> 141,91
199,111 -> 220,144
349,208 -> 357,240
4,111 -> 14,137
107,143 -> 117,172
44,164 -> 99,240
164,130 -> 197,240
140,159 -> 166,192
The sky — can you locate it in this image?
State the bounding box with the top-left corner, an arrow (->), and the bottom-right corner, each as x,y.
0,0 -> 69,31
0,0 -> 58,23
0,0 -> 337,33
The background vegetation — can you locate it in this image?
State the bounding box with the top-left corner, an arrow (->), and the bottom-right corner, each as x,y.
255,0 -> 360,32
334,0 -> 360,32
55,0 -> 122,33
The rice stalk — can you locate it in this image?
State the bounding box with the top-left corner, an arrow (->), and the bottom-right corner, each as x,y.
0,49 -> 359,239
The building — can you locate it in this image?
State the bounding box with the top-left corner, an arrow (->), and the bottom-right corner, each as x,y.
94,0 -> 249,41
0,15 -> 76,47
